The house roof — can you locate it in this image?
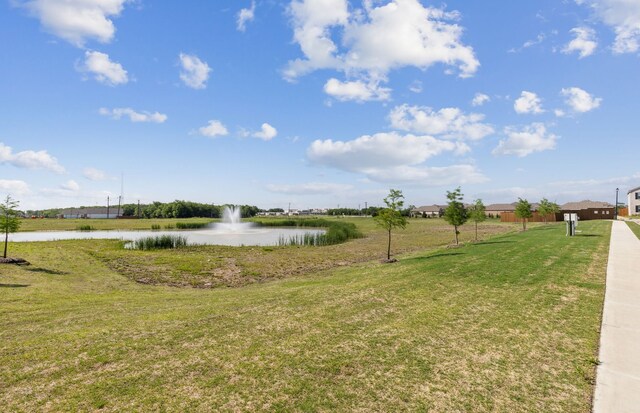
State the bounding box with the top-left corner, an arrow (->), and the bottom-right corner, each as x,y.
627,186 -> 640,195
411,205 -> 443,213
485,203 -> 517,211
561,200 -> 614,210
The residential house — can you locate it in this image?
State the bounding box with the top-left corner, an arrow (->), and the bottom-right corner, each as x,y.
560,200 -> 615,220
411,205 -> 444,218
628,187 -> 640,215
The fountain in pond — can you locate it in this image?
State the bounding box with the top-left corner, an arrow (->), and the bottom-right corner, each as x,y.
214,205 -> 253,232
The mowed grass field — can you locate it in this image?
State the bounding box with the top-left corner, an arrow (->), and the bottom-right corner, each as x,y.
0,218 -> 609,412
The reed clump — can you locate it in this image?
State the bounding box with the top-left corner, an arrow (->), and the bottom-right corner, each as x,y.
132,235 -> 188,250
257,218 -> 362,246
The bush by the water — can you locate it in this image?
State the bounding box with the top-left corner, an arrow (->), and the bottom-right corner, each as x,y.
132,235 -> 188,250
77,225 -> 94,231
175,222 -> 208,229
150,224 -> 161,230
256,218 -> 362,246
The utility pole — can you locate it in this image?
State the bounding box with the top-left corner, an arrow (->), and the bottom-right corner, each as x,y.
117,195 -> 122,218
107,196 -> 110,219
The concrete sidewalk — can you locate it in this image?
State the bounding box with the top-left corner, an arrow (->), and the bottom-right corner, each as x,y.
593,220 -> 640,413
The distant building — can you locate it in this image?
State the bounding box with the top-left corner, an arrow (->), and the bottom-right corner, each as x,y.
411,205 -> 444,218
628,187 -> 640,215
60,207 -> 117,219
486,202 -> 540,218
560,200 -> 615,220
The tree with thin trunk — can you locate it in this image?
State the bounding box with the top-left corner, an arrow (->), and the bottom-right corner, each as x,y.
374,189 -> 407,260
514,198 -> 533,231
467,199 -> 486,241
537,198 -> 560,224
443,187 -> 468,245
1,195 -> 21,258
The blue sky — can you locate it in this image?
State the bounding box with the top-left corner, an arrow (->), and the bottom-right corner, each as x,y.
1,0 -> 639,210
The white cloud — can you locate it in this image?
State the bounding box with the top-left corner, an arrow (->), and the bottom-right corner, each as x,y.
389,105 -> 494,141
179,53 -> 211,89
508,33 -> 546,53
79,51 -> 128,86
307,131 -> 485,185
60,180 -> 80,191
82,167 -> 108,181
560,87 -> 602,113
0,142 -> 65,173
493,123 -> 558,157
198,120 -> 229,138
22,0 -> 129,47
409,80 -> 423,93
514,91 -> 544,114
252,123 -> 278,140
563,27 -> 598,58
0,179 -> 30,195
285,0 -> 478,97
577,0 -> 640,53
471,93 -> 490,107
323,78 -> 391,102
237,1 -> 256,32
266,182 -> 354,194
99,107 -> 167,123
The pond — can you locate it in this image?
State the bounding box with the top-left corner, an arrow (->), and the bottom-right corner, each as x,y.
10,226 -> 325,247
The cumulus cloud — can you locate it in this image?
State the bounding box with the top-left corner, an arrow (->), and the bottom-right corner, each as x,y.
82,167 -> 108,181
471,93 -> 490,107
179,53 -> 211,89
60,180 -> 80,191
389,105 -> 494,141
285,0 -> 478,99
576,0 -> 640,53
0,142 -> 65,173
560,87 -> 602,113
306,131 -> 484,184
198,120 -> 229,138
266,182 -> 354,194
79,51 -> 128,86
493,123 -> 557,157
563,27 -> 598,58
99,107 -> 167,123
323,78 -> 391,102
514,91 -> 544,114
0,179 -> 30,195
21,0 -> 129,47
252,123 -> 278,140
237,1 -> 256,32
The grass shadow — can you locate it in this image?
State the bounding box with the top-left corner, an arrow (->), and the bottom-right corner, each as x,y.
472,240 -> 516,246
25,267 -> 69,275
576,234 -> 602,238
0,283 -> 29,288
406,252 -> 465,262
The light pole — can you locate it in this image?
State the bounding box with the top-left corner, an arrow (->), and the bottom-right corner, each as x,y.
615,188 -> 619,220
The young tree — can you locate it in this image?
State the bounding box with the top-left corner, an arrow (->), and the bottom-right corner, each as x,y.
467,199 -> 486,241
374,189 -> 407,260
443,187 -> 468,245
1,195 -> 21,259
514,198 -> 533,231
537,198 -> 560,224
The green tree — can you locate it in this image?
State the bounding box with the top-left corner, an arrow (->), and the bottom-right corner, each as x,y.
444,187 -> 468,245
514,198 -> 533,231
374,189 -> 407,260
468,199 -> 486,241
1,195 -> 21,258
537,198 -> 560,224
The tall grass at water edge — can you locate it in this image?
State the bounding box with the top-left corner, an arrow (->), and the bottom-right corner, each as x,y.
175,222 -> 209,229
257,218 -> 362,246
132,235 -> 188,250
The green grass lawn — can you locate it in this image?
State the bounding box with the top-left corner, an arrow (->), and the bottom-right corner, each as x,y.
0,220 -> 609,412
17,217 -> 216,231
625,220 -> 640,239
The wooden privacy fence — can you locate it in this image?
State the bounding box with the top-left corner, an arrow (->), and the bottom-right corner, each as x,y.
500,212 -> 560,223
619,207 -> 629,217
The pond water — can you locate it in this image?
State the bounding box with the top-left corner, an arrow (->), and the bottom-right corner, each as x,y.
11,226 -> 325,247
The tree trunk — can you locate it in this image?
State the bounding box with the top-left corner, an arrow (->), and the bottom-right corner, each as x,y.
454,225 -> 459,244
387,228 -> 391,260
522,219 -> 527,231
3,228 -> 8,258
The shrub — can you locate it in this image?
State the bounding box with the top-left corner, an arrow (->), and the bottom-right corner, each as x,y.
77,225 -> 94,231
151,224 -> 161,230
132,235 -> 188,250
